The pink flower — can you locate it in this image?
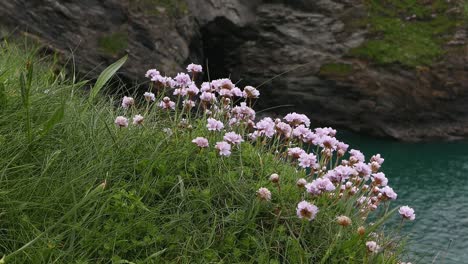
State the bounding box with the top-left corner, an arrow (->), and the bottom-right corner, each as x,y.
305,177 -> 335,195
380,186 -> 397,200
269,173 -> 280,183
145,69 -> 160,78
399,206 -> 415,220
200,92 -> 216,103
132,114 -> 144,125
349,149 -> 365,163
284,112 -> 310,127
366,241 -> 380,253
223,132 -> 244,145
187,63 -> 203,73
371,172 -> 388,186
243,86 -> 260,98
371,154 -> 384,165
114,116 -> 128,127
158,96 -> 176,110
192,137 -> 209,148
183,99 -> 196,109
354,162 -> 371,179
296,201 -> 318,221
275,121 -> 292,137
287,147 -> 306,159
144,92 -> 155,102
173,87 -> 188,96
255,117 -> 276,138
257,187 -> 271,201
187,84 -> 200,96
121,96 -> 134,109
174,73 -> 192,87
231,102 -> 256,121
292,125 -> 311,140
207,118 -> 224,131
215,141 -> 231,156
296,178 -> 307,188
298,152 -> 317,168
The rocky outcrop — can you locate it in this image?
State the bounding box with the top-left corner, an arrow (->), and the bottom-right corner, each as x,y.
0,0 -> 466,141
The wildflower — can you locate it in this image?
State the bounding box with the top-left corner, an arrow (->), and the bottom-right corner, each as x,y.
187,84 -> 200,96
257,187 -> 272,201
380,186 -> 397,200
143,92 -> 155,102
173,87 -> 188,96
183,99 -> 196,109
174,72 -> 192,87
292,125 -> 311,141
243,86 -> 260,98
354,162 -> 371,179
296,201 -> 318,221
284,112 -> 310,127
192,137 -> 209,148
269,173 -> 279,183
231,102 -> 256,121
145,69 -> 160,78
121,96 -> 134,109
158,97 -> 176,110
398,206 -> 416,220
187,63 -> 202,73
357,226 -> 366,236
298,152 -> 317,168
215,141 -> 231,156
366,241 -> 380,253
255,117 -> 276,138
336,215 -> 352,227
223,132 -> 244,145
337,141 -> 349,156
207,118 -> 224,131
275,122 -> 292,137
132,114 -> 144,125
372,172 -> 388,186
325,165 -> 356,183
200,92 -> 216,103
296,178 -> 307,188
305,177 -> 335,195
114,116 -> 128,128
349,149 -> 365,163
371,154 -> 384,165
287,147 -> 306,159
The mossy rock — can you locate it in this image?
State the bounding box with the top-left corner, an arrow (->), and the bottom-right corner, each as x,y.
319,63 -> 354,76
98,32 -> 128,56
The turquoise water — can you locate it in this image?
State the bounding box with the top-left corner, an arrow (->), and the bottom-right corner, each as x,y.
341,132 -> 468,263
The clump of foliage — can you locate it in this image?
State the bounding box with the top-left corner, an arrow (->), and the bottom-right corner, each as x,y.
351,0 -> 463,67
0,42 -> 415,263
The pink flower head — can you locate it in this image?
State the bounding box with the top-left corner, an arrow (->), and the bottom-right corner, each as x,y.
174,72 -> 192,87
187,84 -> 200,96
287,147 -> 306,159
231,102 -> 256,121
121,96 -> 134,109
292,125 -> 311,141
223,132 -> 244,145
207,118 -> 224,131
255,117 -> 276,138
296,178 -> 307,188
380,186 -> 397,200
298,152 -> 317,169
275,121 -> 292,137
325,165 -> 356,183
200,92 -> 216,103
257,187 -> 272,201
200,82 -> 213,92
231,87 -> 243,97
296,201 -> 319,221
187,63 -> 203,73
349,149 -> 365,163
371,154 -> 385,165
158,96 -> 176,110
145,69 -> 160,78
173,87 -> 188,96
183,99 -> 196,109
354,162 -> 371,180
284,112 -> 311,127
337,141 -> 349,156
366,241 -> 380,253
243,86 -> 260,98
192,137 -> 209,148
114,116 -> 128,128
215,141 -> 231,156
144,92 -> 155,102
371,172 -> 388,186
132,114 -> 144,125
399,206 -> 415,220
305,177 -> 336,195
211,78 -> 234,92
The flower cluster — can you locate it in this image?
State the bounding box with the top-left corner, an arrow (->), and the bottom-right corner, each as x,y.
114,63 -> 414,260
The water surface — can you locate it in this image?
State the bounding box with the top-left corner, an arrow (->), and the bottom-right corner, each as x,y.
341,132 -> 468,264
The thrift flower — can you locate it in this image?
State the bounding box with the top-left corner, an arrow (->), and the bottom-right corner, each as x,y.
187,63 -> 202,73
114,116 -> 128,128
296,178 -> 307,188
269,173 -> 279,183
399,206 -> 416,220
243,86 -> 260,98
336,215 -> 352,227
296,201 -> 318,221
132,114 -> 144,125
298,152 -> 317,168
372,172 -> 388,186
215,141 -> 231,156
158,97 -> 176,110
143,92 -> 155,102
366,241 -> 380,253
145,69 -> 160,78
207,118 -> 224,131
305,177 -> 335,195
257,187 -> 272,201
380,186 -> 397,200
287,147 -> 306,159
223,132 -> 244,145
121,96 -> 134,109
192,137 -> 209,148
284,112 -> 310,127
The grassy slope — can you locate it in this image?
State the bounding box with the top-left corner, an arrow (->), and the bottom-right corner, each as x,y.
0,42 -> 405,263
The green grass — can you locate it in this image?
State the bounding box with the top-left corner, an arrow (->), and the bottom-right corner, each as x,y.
0,42 -> 409,263
350,0 -> 462,67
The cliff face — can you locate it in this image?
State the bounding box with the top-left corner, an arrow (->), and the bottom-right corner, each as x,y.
0,0 -> 466,141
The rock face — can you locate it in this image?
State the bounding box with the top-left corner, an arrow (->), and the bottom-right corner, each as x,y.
0,0 -> 466,141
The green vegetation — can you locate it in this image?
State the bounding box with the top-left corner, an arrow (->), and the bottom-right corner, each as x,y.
0,42 -> 409,263
319,63 -> 354,76
98,32 -> 128,56
351,0 -> 463,67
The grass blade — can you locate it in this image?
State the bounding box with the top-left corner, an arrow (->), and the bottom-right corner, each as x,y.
88,55 -> 127,103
